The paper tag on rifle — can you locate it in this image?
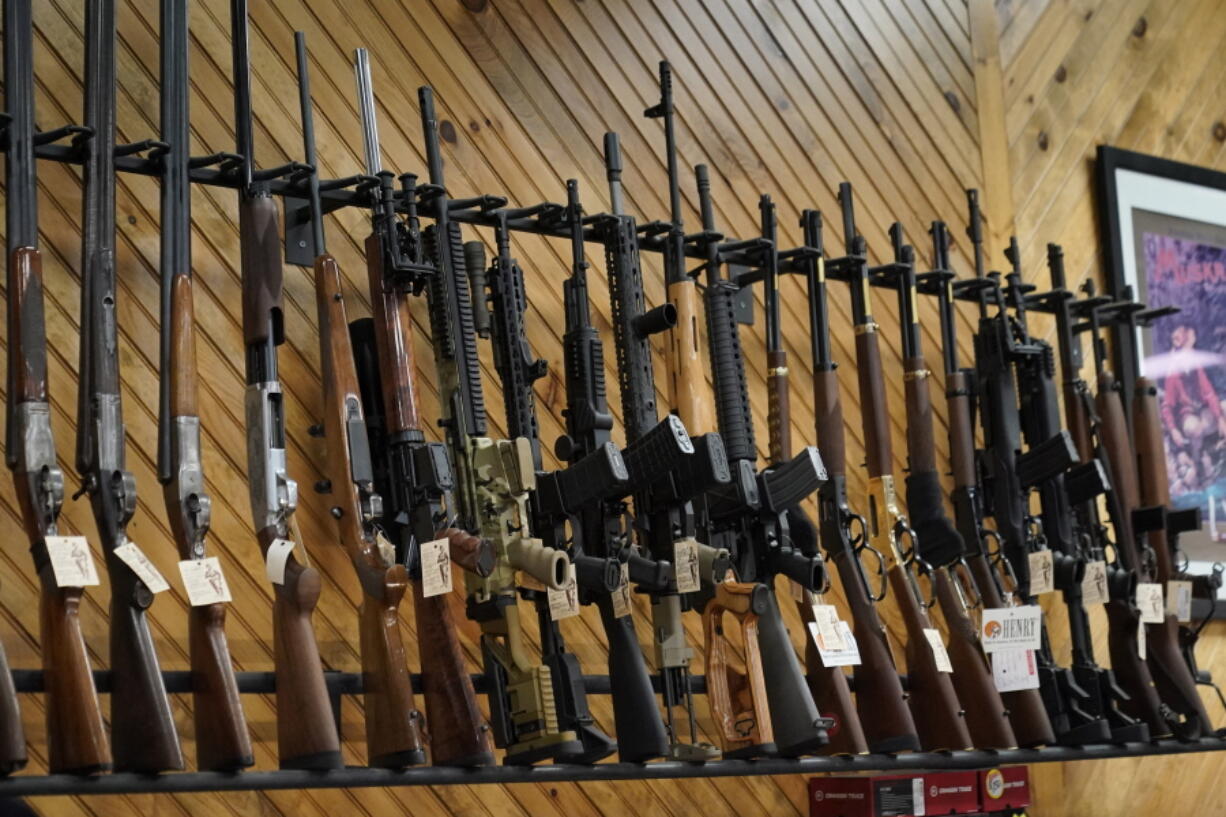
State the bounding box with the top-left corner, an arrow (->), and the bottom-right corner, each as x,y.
1027,550 -> 1055,595
375,530 -> 397,569
420,538 -> 453,598
992,648 -> 1040,692
1167,579 -> 1193,623
264,538 -> 296,585
45,535 -> 100,588
980,605 -> 1043,653
1138,619 -> 1147,661
923,627 -> 954,673
547,564 -> 581,621
178,557 -> 232,606
808,603 -> 847,651
1081,560 -> 1109,606
113,542 -> 170,594
673,537 -> 701,594
611,563 -> 634,619
1136,582 -> 1165,623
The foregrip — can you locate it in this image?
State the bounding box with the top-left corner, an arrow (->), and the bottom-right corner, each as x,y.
767,350 -> 791,463
189,603 -> 254,771
813,369 -> 846,477
705,281 -> 755,463
597,595 -> 669,762
667,279 -> 713,433
854,332 -> 893,478
39,575 -> 106,773
757,590 -> 828,755
239,194 -> 284,347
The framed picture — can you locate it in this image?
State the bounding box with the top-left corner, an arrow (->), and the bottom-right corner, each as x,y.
1096,146 -> 1226,607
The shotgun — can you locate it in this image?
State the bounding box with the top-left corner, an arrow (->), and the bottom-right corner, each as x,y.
158,0 -> 251,771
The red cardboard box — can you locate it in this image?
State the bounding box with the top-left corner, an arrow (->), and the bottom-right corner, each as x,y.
810,771 -> 981,817
978,766 -> 1030,812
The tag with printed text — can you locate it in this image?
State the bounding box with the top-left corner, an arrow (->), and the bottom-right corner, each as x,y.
923,627 -> 954,673
980,605 -> 1043,653
673,538 -> 701,594
1136,582 -> 1165,623
264,538 -> 296,585
611,563 -> 634,619
113,542 -> 169,594
1081,560 -> 1109,606
420,538 -> 453,598
1027,550 -> 1055,595
46,536 -> 100,588
178,557 -> 232,606
992,648 -> 1040,692
548,564 -> 581,621
1167,580 -> 1193,623
810,619 -> 862,667
809,604 -> 847,652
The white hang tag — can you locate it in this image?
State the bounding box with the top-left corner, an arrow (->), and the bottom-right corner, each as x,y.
992,648 -> 1040,692
923,628 -> 954,673
420,538 -> 453,598
673,538 -> 701,594
264,538 -> 296,585
1027,550 -> 1055,595
1081,560 -> 1109,606
980,605 -> 1043,653
178,557 -> 232,606
611,563 -> 634,619
810,604 -> 846,652
547,564 -> 581,621
46,535 -> 100,588
815,620 -> 863,667
375,531 -> 397,568
1136,582 -> 1165,623
1167,580 -> 1193,623
113,542 -> 169,594
1138,619 -> 1147,661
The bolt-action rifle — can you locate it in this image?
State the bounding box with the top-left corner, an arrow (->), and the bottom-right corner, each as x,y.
419,87 -> 583,765
76,0 -> 182,773
887,224 -> 1015,750
231,1 -> 340,771
602,131 -> 731,761
4,0 -> 74,776
349,49 -> 496,768
931,222 -> 1054,748
158,0 -> 251,772
833,184 -> 971,751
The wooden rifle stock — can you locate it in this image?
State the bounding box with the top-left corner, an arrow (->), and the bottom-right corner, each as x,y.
668,279 -> 713,431
704,583 -> 775,758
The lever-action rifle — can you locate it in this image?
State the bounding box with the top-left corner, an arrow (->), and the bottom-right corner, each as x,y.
76,0 -> 182,773
232,0 -> 340,771
158,0 -> 251,771
349,49 -> 496,768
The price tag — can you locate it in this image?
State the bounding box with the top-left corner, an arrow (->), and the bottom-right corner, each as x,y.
808,604 -> 846,652
923,628 -> 953,673
1027,550 -> 1055,595
1081,560 -> 1109,606
420,538 -> 453,598
1136,582 -> 1165,623
980,605 -> 1043,653
547,564 -> 580,621
817,620 -> 862,667
992,648 -> 1040,692
264,538 -> 296,585
375,531 -> 397,568
1138,619 -> 1147,661
1167,580 -> 1193,623
611,563 -> 634,619
113,542 -> 169,594
46,535 -> 100,588
178,557 -> 232,606
673,538 -> 701,594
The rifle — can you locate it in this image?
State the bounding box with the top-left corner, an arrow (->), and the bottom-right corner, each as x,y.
798,208 -> 905,755
602,131 -> 730,762
888,224 -> 1014,749
832,184 -> 971,751
231,1 -> 340,771
932,222 -> 1054,748
158,0 -> 251,771
349,50 -> 496,768
964,191 -> 1111,746
419,86 -> 583,765
76,0 -> 182,773
4,0 -> 73,776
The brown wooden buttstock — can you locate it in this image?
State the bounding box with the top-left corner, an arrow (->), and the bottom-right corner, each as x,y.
442,527 -> 496,578
239,195 -> 285,346
412,581 -> 494,766
767,349 -> 791,462
796,599 -> 867,755
668,281 -> 714,432
813,369 -> 846,478
360,566 -> 426,768
1147,615 -> 1212,737
854,330 -> 893,478
8,247 -> 49,402
39,573 -> 107,774
1105,599 -> 1169,737
704,582 -> 773,756
167,273 -> 198,416
188,603 -> 253,771
365,233 -> 423,434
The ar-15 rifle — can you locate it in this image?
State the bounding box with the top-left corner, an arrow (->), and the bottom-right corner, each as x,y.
349,49 -> 496,768
231,1 -> 340,771
796,208 -> 902,755
294,34 -> 426,769
75,0 -> 182,773
832,184 -> 971,751
931,222 -> 1054,748
886,224 -> 1014,750
602,132 -> 731,762
419,87 -> 582,765
964,191 -> 1111,747
158,0 -> 251,772
4,0 -> 90,776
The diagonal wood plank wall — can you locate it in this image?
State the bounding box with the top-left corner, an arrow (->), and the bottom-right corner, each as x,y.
1,1 -> 1224,815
